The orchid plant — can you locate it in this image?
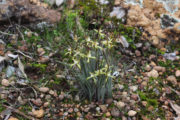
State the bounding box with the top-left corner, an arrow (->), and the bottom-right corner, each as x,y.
65,28 -> 116,102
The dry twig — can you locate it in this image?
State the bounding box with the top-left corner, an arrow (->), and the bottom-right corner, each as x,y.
2,105 -> 37,120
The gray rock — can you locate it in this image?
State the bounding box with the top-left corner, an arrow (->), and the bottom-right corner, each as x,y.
111,108 -> 120,117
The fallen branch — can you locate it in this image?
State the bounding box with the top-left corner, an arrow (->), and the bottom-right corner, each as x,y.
2,105 -> 37,120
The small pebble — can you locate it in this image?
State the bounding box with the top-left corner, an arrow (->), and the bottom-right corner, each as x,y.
63,112 -> 68,116
1,79 -> 10,87
99,105 -> 107,112
141,81 -> 147,87
44,102 -> 49,107
131,94 -> 138,101
175,70 -> 180,77
49,90 -> 55,95
167,75 -> 177,85
128,110 -> 137,116
32,98 -> 42,106
116,101 -> 125,108
106,112 -> 111,117
154,66 -> 165,72
59,94 -> 64,100
45,95 -> 51,99
106,98 -> 113,104
32,109 -> 44,118
96,107 -> 100,112
142,101 -> 147,107
145,65 -> 151,71
74,108 -> 79,112
129,86 -> 138,92
39,87 -> 49,93
68,108 -> 73,113
77,112 -> 82,117
111,108 -> 120,117
147,69 -> 159,78
135,50 -> 141,56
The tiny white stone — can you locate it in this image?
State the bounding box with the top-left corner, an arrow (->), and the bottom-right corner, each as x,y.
39,87 -> 49,93
116,101 -> 125,108
129,86 -> 138,92
74,108 -> 79,112
128,110 -> 137,116
175,70 -> 180,77
96,107 -> 100,111
113,71 -> 120,77
63,112 -> 68,116
147,69 -> 159,78
1,79 -> 10,87
56,0 -> 64,6
110,7 -> 126,19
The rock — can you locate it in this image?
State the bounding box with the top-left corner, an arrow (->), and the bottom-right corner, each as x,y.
152,36 -> 159,46
106,112 -> 111,117
153,66 -> 166,72
1,79 -> 10,87
49,90 -> 55,95
145,65 -> 151,72
106,98 -> 113,104
8,117 -> 19,120
122,116 -> 127,120
85,113 -> 93,119
110,7 -> 126,20
135,43 -> 143,48
150,61 -> 156,67
38,56 -> 49,63
39,87 -> 49,93
114,0 -> 121,5
17,96 -> 27,105
131,94 -> 138,101
142,101 -> 148,107
119,84 -> 124,90
99,105 -> 107,113
147,69 -> 159,78
96,107 -> 100,112
111,108 -> 120,117
122,91 -> 128,98
37,48 -> 45,56
128,110 -> 137,117
0,0 -> 61,24
77,112 -> 82,117
45,95 -> 51,99
167,75 -> 177,85
68,108 -> 73,113
74,108 -> 79,112
116,101 -> 125,108
163,52 -> 179,61
26,31 -> 32,38
32,109 -> 44,118
43,102 -> 49,107
129,100 -> 136,106
63,112 -> 68,116
84,107 -> 89,113
141,81 -> 147,87
175,70 -> 180,77
75,95 -> 80,102
129,86 -> 138,92
135,50 -> 141,56
148,106 -> 154,111
32,98 -> 42,106
56,0 -> 64,6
